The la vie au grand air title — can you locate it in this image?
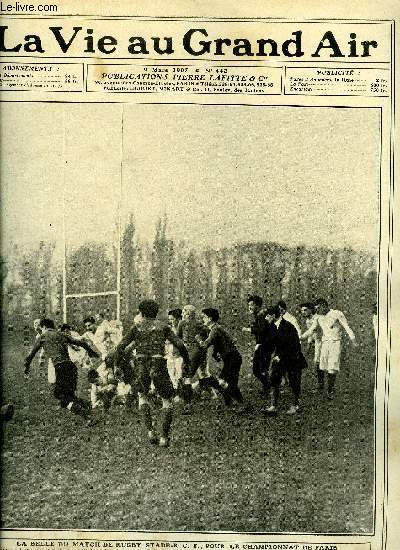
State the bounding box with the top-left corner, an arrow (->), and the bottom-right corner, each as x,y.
0,26 -> 379,57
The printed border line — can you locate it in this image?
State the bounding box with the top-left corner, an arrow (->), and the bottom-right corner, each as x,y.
0,61 -> 82,64
381,16 -> 395,550
376,104 -> 383,550
0,88 -> 82,93
0,15 -> 394,23
85,63 -> 284,67
0,89 -> 82,92
83,92 -> 283,96
283,94 -> 388,97
0,56 -> 392,64
0,100 -> 385,107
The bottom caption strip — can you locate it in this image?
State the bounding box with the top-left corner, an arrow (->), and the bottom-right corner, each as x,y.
0,541 -> 370,550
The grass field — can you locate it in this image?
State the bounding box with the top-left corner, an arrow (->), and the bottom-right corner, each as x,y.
1,331 -> 375,533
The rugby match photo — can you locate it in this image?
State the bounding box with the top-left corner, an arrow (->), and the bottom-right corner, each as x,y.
1,102 -> 379,533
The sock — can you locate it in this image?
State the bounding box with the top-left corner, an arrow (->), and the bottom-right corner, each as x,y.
221,389 -> 232,406
70,399 -> 90,418
140,403 -> 153,431
317,369 -> 325,389
272,386 -> 280,407
210,388 -> 219,399
160,407 -> 173,439
327,373 -> 336,393
180,382 -> 193,403
199,376 -> 223,392
231,387 -> 243,403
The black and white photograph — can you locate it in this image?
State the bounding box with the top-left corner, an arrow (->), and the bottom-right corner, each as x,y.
1,101 -> 380,533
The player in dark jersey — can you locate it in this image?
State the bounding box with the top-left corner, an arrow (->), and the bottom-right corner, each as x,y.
24,318 -> 100,417
242,295 -> 274,394
177,305 -> 226,403
196,308 -> 244,407
111,299 -> 191,447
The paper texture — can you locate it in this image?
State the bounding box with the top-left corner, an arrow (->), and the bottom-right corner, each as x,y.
0,1 -> 398,550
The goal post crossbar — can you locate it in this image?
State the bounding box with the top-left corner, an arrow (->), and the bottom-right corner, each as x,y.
65,291 -> 119,299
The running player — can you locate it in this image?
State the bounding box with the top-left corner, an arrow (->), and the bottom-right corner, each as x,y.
33,318 -> 55,385
177,305 -> 224,401
301,298 -> 357,399
166,308 -> 184,390
242,295 -> 273,394
24,318 -> 100,417
263,306 -> 307,415
111,299 -> 191,447
299,303 -> 323,391
277,300 -> 302,337
196,308 -> 244,407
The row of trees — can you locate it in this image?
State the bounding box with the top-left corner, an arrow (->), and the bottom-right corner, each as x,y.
1,215 -> 377,334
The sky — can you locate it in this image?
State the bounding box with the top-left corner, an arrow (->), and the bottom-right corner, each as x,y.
1,102 -> 380,255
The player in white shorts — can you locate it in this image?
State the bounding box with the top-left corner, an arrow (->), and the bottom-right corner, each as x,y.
299,303 -> 323,390
166,309 -> 184,391
33,318 -> 55,385
301,298 -> 357,399
82,314 -> 130,403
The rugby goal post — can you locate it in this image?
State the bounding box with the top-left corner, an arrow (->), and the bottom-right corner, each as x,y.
61,106 -> 124,323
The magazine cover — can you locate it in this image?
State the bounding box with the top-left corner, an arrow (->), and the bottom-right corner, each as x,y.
0,1 -> 398,550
